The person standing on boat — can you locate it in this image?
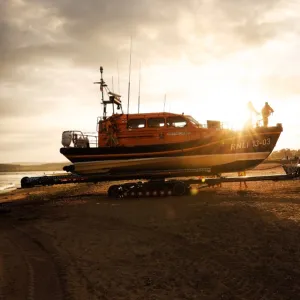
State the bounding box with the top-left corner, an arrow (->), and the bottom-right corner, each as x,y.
261,102 -> 274,127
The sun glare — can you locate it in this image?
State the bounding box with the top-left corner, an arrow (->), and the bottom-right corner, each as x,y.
203,99 -> 254,130
142,58 -> 269,131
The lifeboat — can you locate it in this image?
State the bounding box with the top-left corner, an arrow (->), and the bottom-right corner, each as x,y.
60,67 -> 283,176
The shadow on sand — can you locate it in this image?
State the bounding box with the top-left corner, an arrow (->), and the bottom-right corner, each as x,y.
1,184 -> 300,299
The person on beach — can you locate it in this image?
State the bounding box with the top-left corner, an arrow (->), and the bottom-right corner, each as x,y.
261,102 -> 274,127
238,171 -> 248,188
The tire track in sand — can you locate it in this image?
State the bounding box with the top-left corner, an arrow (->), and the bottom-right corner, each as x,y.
25,227 -> 107,300
4,226 -> 71,300
0,231 -> 31,300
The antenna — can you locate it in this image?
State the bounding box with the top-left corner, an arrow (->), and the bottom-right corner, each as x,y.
94,66 -> 108,119
117,60 -> 120,94
163,94 -> 166,112
127,36 -> 132,120
138,62 -> 141,114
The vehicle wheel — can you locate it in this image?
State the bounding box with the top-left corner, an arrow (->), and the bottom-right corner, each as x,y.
21,177 -> 32,188
159,190 -> 166,197
166,189 -> 172,196
152,190 -> 158,197
172,181 -> 187,196
108,185 -> 120,198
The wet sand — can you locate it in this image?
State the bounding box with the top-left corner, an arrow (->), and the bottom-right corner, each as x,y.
1,166 -> 300,300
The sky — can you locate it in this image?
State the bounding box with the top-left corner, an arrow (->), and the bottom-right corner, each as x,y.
1,0 -> 300,163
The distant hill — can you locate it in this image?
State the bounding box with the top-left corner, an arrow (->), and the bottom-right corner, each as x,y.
9,162 -> 54,165
267,148 -> 300,161
0,163 -> 67,172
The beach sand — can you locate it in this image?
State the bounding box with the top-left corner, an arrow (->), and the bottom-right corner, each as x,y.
1,165 -> 300,300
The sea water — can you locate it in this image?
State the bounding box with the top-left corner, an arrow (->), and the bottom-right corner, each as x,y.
0,171 -> 65,193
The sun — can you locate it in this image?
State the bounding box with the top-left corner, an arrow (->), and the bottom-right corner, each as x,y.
185,76 -> 264,130
217,101 -> 254,130
224,103 -> 254,130
189,90 -> 262,131
190,96 -> 264,131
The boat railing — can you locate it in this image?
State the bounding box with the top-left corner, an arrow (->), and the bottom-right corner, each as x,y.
202,121 -> 232,130
82,132 -> 98,147
206,119 -> 274,131
61,130 -> 98,148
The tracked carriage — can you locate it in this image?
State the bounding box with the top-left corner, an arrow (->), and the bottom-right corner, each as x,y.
18,66 -> 298,199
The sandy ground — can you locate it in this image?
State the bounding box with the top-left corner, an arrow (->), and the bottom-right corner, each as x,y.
1,166 -> 300,300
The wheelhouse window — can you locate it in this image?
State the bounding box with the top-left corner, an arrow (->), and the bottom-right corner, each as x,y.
166,116 -> 187,128
128,118 -> 146,129
186,116 -> 202,127
147,117 -> 165,128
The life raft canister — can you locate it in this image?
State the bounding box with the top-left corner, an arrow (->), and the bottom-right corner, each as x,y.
61,131 -> 72,147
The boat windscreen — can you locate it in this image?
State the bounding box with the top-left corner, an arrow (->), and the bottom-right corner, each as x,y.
186,116 -> 201,127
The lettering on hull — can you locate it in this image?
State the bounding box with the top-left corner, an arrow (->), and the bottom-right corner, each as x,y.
230,138 -> 271,151
166,132 -> 192,136
231,142 -> 249,151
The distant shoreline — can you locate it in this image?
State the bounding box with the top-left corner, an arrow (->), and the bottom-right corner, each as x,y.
0,163 -> 67,172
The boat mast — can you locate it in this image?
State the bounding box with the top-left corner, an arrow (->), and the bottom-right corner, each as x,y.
138,62 -> 141,114
100,66 -> 108,119
127,36 -> 132,122
94,66 -> 123,120
163,94 -> 166,112
100,66 -> 104,104
94,66 -> 108,119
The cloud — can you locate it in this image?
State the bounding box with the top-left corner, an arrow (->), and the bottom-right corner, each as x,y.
0,97 -> 55,118
263,75 -> 300,97
1,0 -> 293,81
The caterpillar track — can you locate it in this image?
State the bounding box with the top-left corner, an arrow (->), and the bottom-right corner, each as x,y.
107,180 -> 192,198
